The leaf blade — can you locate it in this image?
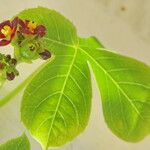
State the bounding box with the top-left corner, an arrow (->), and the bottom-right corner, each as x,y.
19,7 -> 150,148
79,37 -> 150,142
21,48 -> 92,148
0,134 -> 30,150
19,7 -> 92,149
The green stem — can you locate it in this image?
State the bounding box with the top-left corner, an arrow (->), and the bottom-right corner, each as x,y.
0,55 -> 55,108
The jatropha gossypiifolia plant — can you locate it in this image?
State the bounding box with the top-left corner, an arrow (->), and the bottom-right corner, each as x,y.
0,16 -> 51,84
0,7 -> 150,150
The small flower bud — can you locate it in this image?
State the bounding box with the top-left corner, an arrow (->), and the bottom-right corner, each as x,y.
11,58 -> 17,65
6,72 -> 15,81
39,50 -> 51,60
5,54 -> 11,62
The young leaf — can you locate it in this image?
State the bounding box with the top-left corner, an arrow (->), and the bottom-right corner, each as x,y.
19,7 -> 92,149
79,37 -> 150,142
0,134 -> 30,150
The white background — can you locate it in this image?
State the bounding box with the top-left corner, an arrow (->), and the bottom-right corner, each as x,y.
0,0 -> 150,150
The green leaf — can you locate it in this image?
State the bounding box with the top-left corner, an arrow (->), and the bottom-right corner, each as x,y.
0,134 -> 30,150
20,7 -> 92,149
16,7 -> 77,48
79,37 -> 150,142
19,7 -> 150,149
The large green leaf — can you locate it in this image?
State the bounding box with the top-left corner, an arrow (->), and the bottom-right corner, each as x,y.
79,37 -> 150,142
19,7 -> 92,149
0,134 -> 30,150
19,7 -> 150,150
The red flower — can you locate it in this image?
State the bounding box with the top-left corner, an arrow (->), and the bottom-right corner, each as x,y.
0,17 -> 18,46
0,17 -> 46,47
18,19 -> 46,37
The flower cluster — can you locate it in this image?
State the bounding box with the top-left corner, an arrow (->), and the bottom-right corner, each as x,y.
0,17 -> 51,81
0,54 -> 18,82
0,17 -> 46,46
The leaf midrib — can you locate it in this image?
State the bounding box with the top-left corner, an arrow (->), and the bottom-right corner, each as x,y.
45,40 -> 79,149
